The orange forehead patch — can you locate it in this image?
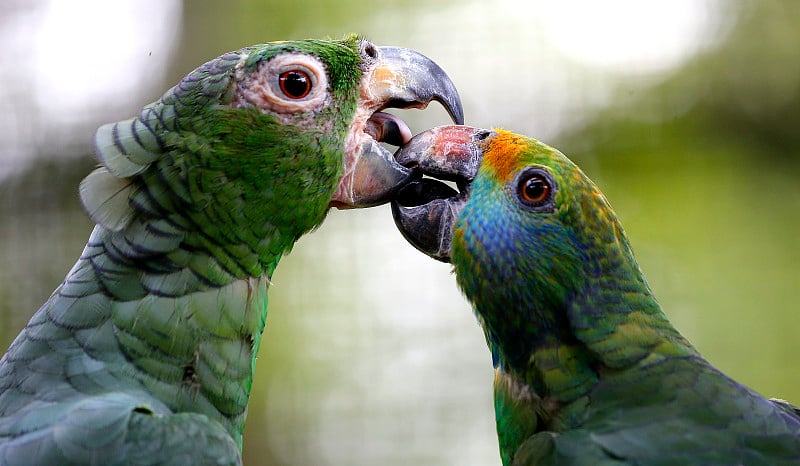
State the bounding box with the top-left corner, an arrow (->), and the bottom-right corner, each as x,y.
483,129 -> 528,181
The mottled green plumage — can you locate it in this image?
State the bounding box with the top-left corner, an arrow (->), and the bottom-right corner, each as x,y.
0,36 -> 463,465
392,128 -> 800,465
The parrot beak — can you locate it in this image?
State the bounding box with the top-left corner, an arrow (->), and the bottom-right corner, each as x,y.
390,125 -> 494,262
331,45 -> 464,208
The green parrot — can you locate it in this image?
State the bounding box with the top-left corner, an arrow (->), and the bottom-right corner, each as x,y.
391,126 -> 800,465
0,36 -> 463,465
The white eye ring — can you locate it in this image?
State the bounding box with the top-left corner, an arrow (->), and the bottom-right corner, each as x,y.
235,52 -> 329,114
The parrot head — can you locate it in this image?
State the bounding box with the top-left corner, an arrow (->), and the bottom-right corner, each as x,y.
391,126 -> 642,369
80,36 -> 463,267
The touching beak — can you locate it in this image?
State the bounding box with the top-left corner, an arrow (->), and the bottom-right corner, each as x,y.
391,125 -> 494,262
331,45 -> 464,208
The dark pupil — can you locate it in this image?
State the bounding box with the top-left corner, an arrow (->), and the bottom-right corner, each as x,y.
280,71 -> 310,98
524,177 -> 547,201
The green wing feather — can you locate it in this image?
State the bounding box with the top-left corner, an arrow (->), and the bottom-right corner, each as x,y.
79,168 -> 135,232
1,393 -> 240,466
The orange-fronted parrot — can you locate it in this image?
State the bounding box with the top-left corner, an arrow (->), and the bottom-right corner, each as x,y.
391,126 -> 800,465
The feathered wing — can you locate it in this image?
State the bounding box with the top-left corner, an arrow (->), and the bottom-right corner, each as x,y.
0,392 -> 240,466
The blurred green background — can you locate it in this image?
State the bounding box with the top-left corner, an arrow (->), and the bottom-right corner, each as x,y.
1,1 -> 798,464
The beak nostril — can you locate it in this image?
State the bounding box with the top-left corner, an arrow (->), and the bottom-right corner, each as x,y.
362,42 -> 378,60
475,130 -> 493,141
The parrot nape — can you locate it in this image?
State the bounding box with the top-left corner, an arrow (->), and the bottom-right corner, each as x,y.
391,126 -> 800,465
0,36 -> 463,465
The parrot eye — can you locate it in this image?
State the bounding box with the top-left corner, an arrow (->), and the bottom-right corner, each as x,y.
234,53 -> 327,114
514,168 -> 556,212
521,176 -> 549,202
279,70 -> 312,99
